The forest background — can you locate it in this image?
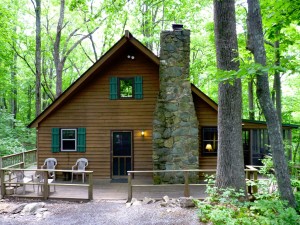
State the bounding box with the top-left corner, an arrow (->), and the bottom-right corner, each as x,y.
0,0 -> 299,161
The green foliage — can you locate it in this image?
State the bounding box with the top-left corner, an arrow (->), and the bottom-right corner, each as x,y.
195,172 -> 300,225
0,109 -> 36,156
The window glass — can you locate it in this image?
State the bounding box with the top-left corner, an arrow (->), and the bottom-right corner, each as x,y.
202,127 -> 218,155
61,129 -> 77,151
119,78 -> 133,98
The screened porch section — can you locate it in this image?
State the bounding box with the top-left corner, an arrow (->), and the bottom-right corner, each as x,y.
243,129 -> 292,166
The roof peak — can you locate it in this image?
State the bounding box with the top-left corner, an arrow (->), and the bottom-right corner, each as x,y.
125,30 -> 133,39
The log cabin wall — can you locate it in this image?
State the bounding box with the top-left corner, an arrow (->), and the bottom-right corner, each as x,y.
36,45 -> 159,179
192,93 -> 218,170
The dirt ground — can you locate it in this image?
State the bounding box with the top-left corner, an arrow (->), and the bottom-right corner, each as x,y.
0,198 -> 203,225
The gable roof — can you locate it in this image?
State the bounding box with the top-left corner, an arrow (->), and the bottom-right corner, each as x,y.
28,31 -> 220,128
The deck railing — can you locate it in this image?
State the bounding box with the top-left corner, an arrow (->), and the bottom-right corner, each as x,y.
0,149 -> 37,169
127,167 -> 259,202
0,168 -> 93,201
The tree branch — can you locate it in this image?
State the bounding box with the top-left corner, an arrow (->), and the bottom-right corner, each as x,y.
9,43 -> 35,75
80,43 -> 95,64
62,26 -> 99,64
264,39 -> 275,47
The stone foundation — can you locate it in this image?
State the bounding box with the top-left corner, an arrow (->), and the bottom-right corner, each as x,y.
153,28 -> 199,184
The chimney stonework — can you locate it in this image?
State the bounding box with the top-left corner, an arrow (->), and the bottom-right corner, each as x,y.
153,29 -> 199,184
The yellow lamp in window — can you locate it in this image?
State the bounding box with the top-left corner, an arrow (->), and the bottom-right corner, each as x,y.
205,144 -> 213,152
141,130 -> 145,137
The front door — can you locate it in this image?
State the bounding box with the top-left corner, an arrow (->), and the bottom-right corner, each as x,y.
111,131 -> 132,178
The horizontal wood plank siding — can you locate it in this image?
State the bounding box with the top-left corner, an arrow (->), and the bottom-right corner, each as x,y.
37,49 -> 158,179
193,93 -> 218,170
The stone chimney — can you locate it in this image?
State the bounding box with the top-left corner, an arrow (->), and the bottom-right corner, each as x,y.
153,25 -> 199,184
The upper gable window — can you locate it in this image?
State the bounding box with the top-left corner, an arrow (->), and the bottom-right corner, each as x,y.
119,78 -> 133,98
109,76 -> 143,100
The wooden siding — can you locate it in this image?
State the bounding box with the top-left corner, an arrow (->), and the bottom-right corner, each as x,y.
193,93 -> 218,170
37,48 -> 159,179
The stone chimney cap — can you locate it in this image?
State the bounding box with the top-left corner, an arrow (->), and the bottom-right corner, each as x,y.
172,24 -> 183,31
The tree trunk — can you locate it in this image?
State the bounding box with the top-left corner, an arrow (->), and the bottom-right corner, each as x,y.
274,39 -> 282,127
34,0 -> 42,116
11,38 -> 18,122
213,0 -> 246,193
247,0 -> 296,208
27,85 -> 32,121
54,0 -> 65,97
248,78 -> 255,120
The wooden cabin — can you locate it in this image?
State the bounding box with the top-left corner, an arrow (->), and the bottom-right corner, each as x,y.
28,31 -> 297,180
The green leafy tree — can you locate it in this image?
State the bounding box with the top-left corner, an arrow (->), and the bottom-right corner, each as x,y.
247,0 -> 296,208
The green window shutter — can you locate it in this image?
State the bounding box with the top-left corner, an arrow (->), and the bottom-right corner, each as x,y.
51,128 -> 60,153
134,76 -> 143,99
109,77 -> 118,100
77,128 -> 86,152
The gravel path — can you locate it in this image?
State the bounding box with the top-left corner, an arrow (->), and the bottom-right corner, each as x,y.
0,199 -> 202,225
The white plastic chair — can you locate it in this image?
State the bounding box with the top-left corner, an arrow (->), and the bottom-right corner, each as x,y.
41,158 -> 57,181
33,170 -> 56,193
71,158 -> 88,183
13,170 -> 33,195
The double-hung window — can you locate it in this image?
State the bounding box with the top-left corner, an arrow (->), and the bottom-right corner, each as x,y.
51,128 -> 86,153
109,76 -> 143,100
61,129 -> 77,151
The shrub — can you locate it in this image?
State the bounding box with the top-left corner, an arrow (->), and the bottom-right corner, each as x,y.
195,175 -> 300,225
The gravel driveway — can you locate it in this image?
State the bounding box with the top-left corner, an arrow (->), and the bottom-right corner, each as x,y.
0,199 -> 202,225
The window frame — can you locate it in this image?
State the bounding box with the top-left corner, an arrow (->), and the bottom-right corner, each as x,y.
118,77 -> 134,99
60,128 -> 77,152
202,127 -> 218,156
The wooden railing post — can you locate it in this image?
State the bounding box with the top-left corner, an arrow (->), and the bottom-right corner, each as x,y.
43,171 -> 49,200
22,152 -> 25,168
127,172 -> 132,202
246,170 -> 251,194
0,169 -> 5,198
0,157 -> 3,169
253,170 -> 258,194
88,172 -> 93,200
184,171 -> 190,197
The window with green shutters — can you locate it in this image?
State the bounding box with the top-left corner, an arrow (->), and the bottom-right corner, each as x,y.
51,128 -> 86,153
109,76 -> 143,100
